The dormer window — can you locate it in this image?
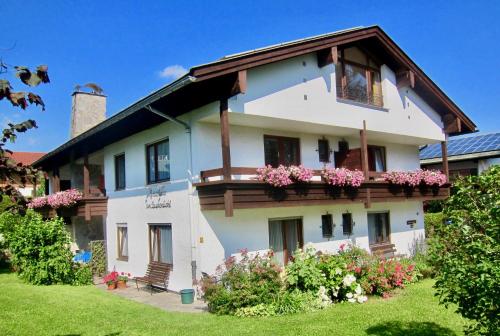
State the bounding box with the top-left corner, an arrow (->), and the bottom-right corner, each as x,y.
336,47 -> 383,107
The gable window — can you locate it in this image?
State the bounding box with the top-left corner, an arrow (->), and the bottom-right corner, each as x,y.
146,139 -> 170,184
367,145 -> 386,172
336,47 -> 383,107
114,153 -> 126,190
117,223 -> 128,261
149,224 -> 173,265
264,135 -> 300,167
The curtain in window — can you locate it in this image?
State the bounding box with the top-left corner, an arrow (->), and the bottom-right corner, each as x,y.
284,219 -> 299,256
147,146 -> 155,183
373,148 -> 385,172
157,141 -> 170,181
368,213 -> 390,244
368,214 -> 377,244
269,221 -> 284,265
159,226 -> 173,264
118,226 -> 128,257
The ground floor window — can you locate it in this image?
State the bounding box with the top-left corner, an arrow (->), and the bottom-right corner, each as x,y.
148,224 -> 173,265
268,217 -> 303,265
367,212 -> 390,245
117,223 -> 128,261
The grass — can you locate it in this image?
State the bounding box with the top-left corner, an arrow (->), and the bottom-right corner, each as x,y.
0,270 -> 466,336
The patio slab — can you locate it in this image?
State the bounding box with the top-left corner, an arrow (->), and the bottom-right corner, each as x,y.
96,282 -> 208,313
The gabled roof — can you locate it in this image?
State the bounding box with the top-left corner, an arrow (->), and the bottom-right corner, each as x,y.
35,25 -> 477,170
8,152 -> 46,165
420,132 -> 500,162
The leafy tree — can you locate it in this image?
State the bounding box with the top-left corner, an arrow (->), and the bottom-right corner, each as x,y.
0,60 -> 49,213
429,166 -> 499,335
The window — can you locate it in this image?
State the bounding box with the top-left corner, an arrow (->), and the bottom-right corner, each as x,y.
149,224 -> 173,264
146,139 -> 170,184
368,212 -> 390,245
269,218 -> 303,265
117,224 -> 128,261
318,139 -> 330,163
321,214 -> 333,238
342,213 -> 353,236
114,153 -> 126,190
367,146 -> 386,172
336,47 -> 383,107
264,135 -> 300,167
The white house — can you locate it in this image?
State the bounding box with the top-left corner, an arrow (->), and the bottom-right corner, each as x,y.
34,26 -> 476,292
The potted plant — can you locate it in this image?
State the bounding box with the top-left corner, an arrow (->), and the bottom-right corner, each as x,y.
103,271 -> 118,290
117,272 -> 131,289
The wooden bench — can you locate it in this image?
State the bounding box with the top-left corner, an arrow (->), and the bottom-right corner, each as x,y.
134,262 -> 172,295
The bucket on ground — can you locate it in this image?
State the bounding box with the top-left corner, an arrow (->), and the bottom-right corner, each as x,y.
180,289 -> 194,304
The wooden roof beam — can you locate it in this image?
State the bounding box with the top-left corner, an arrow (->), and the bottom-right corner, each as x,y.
317,46 -> 338,68
230,70 -> 247,96
442,113 -> 462,134
396,69 -> 415,89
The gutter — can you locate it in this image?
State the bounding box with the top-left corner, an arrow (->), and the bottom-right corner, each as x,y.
146,105 -> 198,284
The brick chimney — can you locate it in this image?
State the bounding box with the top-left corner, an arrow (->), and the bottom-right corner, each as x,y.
70,91 -> 106,138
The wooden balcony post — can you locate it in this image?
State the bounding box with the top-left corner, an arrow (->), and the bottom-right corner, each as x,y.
220,98 -> 231,181
441,135 -> 449,182
83,155 -> 90,196
52,168 -> 60,193
360,120 -> 369,178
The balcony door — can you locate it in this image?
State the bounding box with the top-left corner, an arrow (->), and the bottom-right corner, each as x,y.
149,224 -> 173,265
368,212 -> 390,245
268,218 -> 303,265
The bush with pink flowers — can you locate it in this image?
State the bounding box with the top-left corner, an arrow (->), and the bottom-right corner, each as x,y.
28,189 -> 83,209
322,167 -> 365,187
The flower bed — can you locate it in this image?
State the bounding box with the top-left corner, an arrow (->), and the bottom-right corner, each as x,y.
198,244 -> 420,316
28,189 -> 83,209
382,169 -> 446,187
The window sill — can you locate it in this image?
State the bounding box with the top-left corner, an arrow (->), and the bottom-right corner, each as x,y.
146,179 -> 171,186
337,98 -> 389,112
117,257 -> 129,262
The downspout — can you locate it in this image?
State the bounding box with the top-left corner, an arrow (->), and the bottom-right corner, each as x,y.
146,106 -> 197,284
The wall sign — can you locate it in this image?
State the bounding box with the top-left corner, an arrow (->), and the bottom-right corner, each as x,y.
145,186 -> 172,209
406,219 -> 416,228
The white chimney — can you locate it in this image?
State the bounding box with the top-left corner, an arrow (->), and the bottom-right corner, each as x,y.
70,91 -> 106,138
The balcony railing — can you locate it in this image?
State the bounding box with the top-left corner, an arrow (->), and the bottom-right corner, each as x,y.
195,167 -> 450,217
337,86 -> 383,107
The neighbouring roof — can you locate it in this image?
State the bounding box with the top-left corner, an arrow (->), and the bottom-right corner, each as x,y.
420,132 -> 500,162
34,25 -> 477,170
8,152 -> 46,166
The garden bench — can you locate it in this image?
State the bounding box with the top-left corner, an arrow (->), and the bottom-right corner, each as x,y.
134,262 -> 171,295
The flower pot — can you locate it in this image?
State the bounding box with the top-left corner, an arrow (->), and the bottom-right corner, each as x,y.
117,280 -> 127,289
107,282 -> 117,290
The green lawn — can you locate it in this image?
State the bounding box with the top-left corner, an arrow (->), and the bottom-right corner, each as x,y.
0,270 -> 466,336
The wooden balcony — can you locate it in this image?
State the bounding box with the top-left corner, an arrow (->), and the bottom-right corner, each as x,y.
36,188 -> 107,221
194,167 -> 450,216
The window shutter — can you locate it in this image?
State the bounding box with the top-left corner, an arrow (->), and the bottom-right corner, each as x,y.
342,213 -> 353,236
321,214 -> 333,238
318,139 -> 330,163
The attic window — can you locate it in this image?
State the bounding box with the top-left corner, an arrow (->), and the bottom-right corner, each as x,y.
336,47 -> 383,107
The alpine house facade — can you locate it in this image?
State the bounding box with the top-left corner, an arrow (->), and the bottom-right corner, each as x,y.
34,26 -> 476,291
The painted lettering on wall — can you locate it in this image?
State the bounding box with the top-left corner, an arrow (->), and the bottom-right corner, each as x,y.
145,186 -> 171,209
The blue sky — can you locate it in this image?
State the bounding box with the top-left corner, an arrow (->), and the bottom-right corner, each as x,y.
1,0 -> 499,152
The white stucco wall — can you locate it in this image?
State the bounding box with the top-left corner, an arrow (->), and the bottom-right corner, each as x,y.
197,201 -> 425,275
229,54 -> 445,142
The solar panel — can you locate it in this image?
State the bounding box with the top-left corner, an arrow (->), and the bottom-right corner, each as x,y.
420,133 -> 500,160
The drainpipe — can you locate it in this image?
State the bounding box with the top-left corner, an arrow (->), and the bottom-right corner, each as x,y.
146,106 -> 197,284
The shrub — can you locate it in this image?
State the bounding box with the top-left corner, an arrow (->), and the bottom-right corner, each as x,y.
0,211 -> 92,285
428,166 -> 500,335
285,247 -> 325,292
73,263 -> 93,285
424,212 -> 444,238
200,250 -> 283,315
